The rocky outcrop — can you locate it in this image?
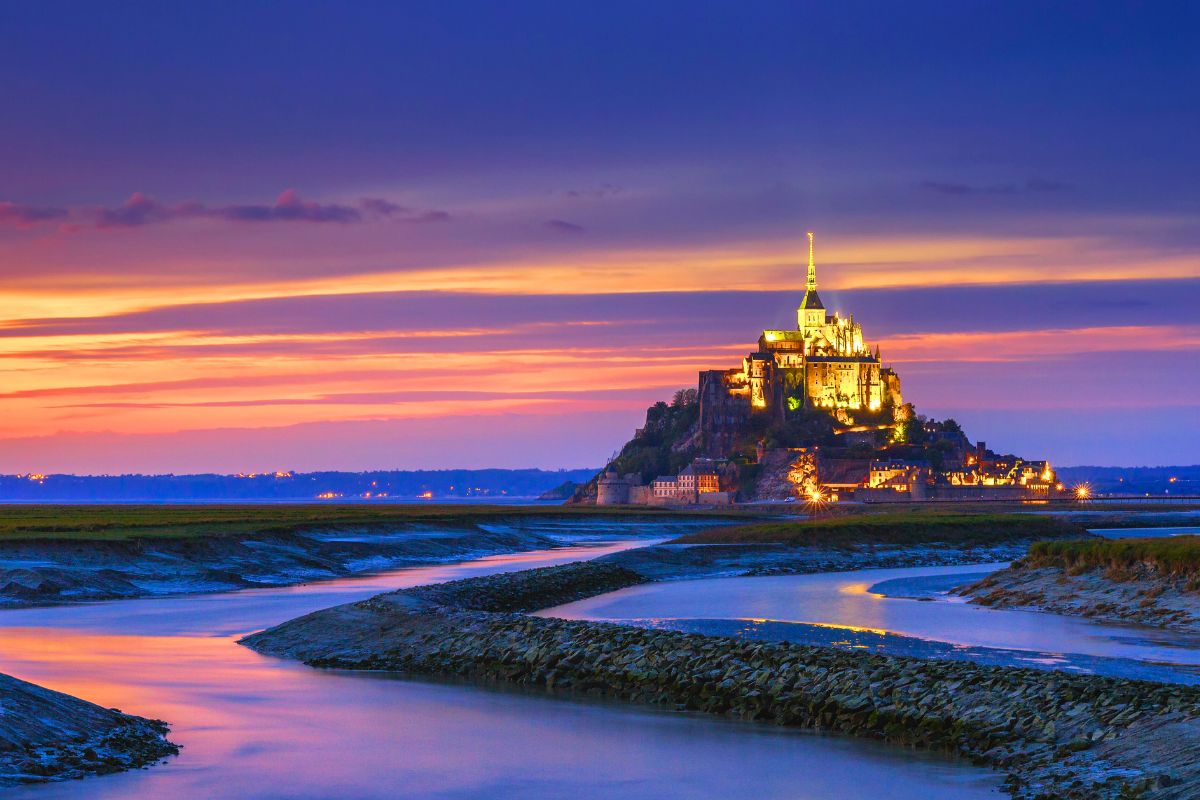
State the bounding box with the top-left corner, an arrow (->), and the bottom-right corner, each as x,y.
537,481 -> 580,500
752,449 -> 812,501
0,672 -> 177,786
959,563 -> 1200,630
243,561 -> 1200,800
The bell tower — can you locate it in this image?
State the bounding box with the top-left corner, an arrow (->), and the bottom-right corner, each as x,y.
797,231 -> 825,331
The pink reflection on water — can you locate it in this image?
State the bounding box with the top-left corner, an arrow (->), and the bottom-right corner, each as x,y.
0,536 -> 1003,800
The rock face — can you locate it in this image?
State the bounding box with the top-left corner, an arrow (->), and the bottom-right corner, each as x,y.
0,672 -> 177,786
243,561 -> 1200,800
960,563 -> 1200,630
752,449 -> 814,501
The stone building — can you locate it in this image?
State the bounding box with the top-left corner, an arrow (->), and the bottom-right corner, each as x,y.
699,234 -> 902,455
596,469 -> 637,505
652,461 -> 721,501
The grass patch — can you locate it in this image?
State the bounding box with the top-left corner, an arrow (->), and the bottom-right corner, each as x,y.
0,504 -> 735,543
669,512 -> 1084,548
1027,536 -> 1200,581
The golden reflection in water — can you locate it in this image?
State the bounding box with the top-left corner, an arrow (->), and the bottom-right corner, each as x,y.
739,618 -> 895,638
0,627 -> 257,725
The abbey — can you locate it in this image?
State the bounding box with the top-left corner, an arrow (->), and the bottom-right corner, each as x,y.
699,234 -> 901,451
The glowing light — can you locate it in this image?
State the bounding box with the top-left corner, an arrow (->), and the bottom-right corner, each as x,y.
1074,483 -> 1092,500
804,486 -> 830,514
417,490 -> 433,499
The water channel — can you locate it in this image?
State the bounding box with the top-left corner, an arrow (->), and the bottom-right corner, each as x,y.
1,521 -> 1003,799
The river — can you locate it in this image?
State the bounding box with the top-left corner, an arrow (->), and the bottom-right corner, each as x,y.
0,524 -> 1002,800
542,562 -> 1200,684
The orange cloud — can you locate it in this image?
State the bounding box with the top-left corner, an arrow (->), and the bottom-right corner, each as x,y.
884,325 -> 1200,363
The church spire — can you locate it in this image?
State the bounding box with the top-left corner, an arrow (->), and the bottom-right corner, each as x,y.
806,231 -> 817,291
797,230 -> 825,323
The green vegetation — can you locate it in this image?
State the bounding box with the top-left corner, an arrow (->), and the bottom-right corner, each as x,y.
606,390 -> 700,483
0,504 -> 716,543
1028,536 -> 1200,581
749,408 -> 836,451
670,512 -> 1083,548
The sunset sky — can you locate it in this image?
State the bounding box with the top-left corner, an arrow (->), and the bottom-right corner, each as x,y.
2,2 -> 1196,472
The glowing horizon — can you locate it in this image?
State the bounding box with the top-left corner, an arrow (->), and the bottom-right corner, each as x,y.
2,3 -> 1196,471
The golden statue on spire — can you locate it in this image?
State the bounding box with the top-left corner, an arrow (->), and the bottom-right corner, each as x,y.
806,231 -> 817,291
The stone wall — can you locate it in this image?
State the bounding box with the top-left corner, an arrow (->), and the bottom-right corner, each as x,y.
698,369 -> 751,457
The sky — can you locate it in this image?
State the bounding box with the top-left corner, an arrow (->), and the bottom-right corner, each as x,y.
0,1 -> 1197,473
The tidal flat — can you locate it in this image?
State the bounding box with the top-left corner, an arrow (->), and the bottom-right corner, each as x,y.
0,506 -> 730,607
244,559 -> 1200,799
7,505 -> 1200,796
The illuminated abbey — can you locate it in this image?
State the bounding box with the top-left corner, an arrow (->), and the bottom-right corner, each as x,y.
699,233 -> 901,443
591,233 -> 1062,505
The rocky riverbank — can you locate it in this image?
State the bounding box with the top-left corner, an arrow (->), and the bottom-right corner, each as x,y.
959,563 -> 1200,630
600,539 -> 1035,580
0,515 -> 708,608
0,672 -> 177,786
243,561 -> 1200,799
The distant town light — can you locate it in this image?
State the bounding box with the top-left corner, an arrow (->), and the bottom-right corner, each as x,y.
1073,483 -> 1092,500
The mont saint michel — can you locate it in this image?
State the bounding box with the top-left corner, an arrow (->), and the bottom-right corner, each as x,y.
2,6 -> 1196,800
588,234 -> 1059,507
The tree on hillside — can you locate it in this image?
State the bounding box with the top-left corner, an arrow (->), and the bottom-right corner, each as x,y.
672,388 -> 698,407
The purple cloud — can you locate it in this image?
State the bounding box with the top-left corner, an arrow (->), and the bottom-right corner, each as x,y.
545,219 -> 585,234
0,201 -> 69,227
564,184 -> 623,199
217,189 -> 362,223
5,190 -> 448,230
95,192 -> 176,228
359,197 -> 407,217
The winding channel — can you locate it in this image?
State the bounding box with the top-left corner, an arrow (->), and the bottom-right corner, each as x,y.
7,519 -> 1200,798
541,563 -> 1200,684
0,520 -> 1007,800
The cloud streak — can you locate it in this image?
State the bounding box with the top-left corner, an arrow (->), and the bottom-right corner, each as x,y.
918,179 -> 1070,196
544,219 -> 585,234
0,201 -> 68,227
2,190 -> 450,231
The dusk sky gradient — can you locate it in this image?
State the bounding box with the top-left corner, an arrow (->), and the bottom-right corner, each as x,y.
1,1 -> 1197,472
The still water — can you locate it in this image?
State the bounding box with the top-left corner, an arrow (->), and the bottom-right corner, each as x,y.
542,563 -> 1200,677
0,526 -> 1001,800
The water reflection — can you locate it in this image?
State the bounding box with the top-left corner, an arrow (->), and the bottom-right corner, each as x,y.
0,532 -> 1001,800
541,563 -> 1200,668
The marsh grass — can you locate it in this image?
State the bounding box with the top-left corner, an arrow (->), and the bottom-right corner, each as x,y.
1028,536 -> 1200,584
0,504 -> 726,542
